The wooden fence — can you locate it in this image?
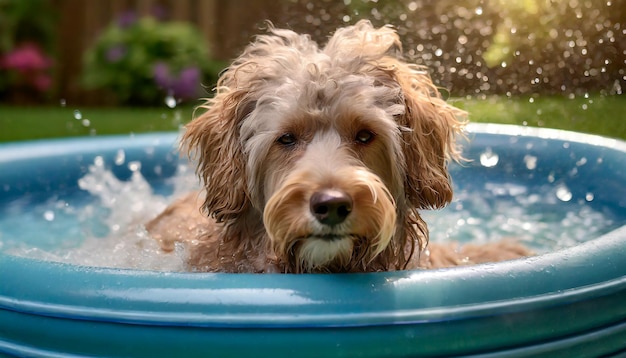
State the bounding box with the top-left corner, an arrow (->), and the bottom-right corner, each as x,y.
51,0 -> 284,105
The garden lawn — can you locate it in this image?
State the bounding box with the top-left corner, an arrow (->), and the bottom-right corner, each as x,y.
452,94 -> 626,140
0,106 -> 195,142
0,94 -> 624,142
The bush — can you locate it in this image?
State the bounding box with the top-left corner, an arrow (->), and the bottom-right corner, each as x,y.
83,13 -> 223,106
0,0 -> 56,103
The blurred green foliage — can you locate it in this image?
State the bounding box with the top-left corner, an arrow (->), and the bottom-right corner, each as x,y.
0,0 -> 56,54
82,14 -> 224,106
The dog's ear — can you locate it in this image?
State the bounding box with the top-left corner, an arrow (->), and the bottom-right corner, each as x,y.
392,63 -> 466,209
183,88 -> 255,222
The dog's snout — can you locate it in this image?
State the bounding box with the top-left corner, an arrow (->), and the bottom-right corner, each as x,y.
310,189 -> 353,226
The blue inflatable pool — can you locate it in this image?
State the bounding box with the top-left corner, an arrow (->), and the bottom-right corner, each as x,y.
0,124 -> 625,357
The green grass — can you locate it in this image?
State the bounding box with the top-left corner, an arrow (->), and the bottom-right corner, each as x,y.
1,94 -> 624,142
452,94 -> 626,140
0,106 -> 195,142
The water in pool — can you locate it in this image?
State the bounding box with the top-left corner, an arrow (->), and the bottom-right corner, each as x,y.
0,152 -> 620,271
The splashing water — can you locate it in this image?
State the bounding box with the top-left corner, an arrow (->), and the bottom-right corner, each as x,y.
0,155 -> 619,271
0,156 -> 199,271
272,0 -> 623,98
423,181 -> 615,252
165,94 -> 177,109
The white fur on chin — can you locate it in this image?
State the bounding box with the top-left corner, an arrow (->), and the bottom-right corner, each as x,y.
297,237 -> 354,272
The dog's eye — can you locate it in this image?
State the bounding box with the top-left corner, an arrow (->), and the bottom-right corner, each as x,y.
277,133 -> 297,146
355,130 -> 375,144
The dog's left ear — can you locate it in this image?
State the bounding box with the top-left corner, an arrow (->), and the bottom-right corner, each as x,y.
389,62 -> 467,210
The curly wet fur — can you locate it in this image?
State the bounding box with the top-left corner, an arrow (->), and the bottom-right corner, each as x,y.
146,20 -> 530,273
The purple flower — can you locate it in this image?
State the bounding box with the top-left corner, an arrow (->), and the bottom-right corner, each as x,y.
153,62 -> 172,88
171,66 -> 201,99
151,5 -> 168,21
152,62 -> 200,100
105,45 -> 127,63
117,10 -> 137,28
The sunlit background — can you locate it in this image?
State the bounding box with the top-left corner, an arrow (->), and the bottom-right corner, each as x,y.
0,0 -> 624,140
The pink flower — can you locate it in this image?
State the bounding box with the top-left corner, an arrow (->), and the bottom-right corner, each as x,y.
1,43 -> 53,72
33,74 -> 53,92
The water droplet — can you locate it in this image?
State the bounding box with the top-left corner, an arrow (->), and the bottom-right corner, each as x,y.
480,148 -> 499,167
128,161 -> 141,172
170,110 -> 182,127
94,156 -> 105,167
556,184 -> 573,202
73,110 -> 82,120
585,192 -> 594,201
524,155 -> 537,170
43,210 -> 55,221
165,95 -> 177,109
81,119 -> 91,127
60,99 -> 67,107
475,7 -> 483,15
115,150 -> 126,165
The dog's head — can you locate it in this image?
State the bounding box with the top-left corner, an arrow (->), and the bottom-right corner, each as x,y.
184,20 -> 466,272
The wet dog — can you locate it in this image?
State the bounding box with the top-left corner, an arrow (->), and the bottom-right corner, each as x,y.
146,20 -> 530,273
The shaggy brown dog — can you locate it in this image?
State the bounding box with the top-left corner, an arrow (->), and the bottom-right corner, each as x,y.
146,21 -> 530,273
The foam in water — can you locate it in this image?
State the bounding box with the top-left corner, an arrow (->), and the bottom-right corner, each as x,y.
0,155 -> 200,271
0,156 -> 618,271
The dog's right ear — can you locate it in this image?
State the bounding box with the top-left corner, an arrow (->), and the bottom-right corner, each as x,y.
183,88 -> 256,223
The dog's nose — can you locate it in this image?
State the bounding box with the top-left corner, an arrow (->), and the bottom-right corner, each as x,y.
309,189 -> 353,226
